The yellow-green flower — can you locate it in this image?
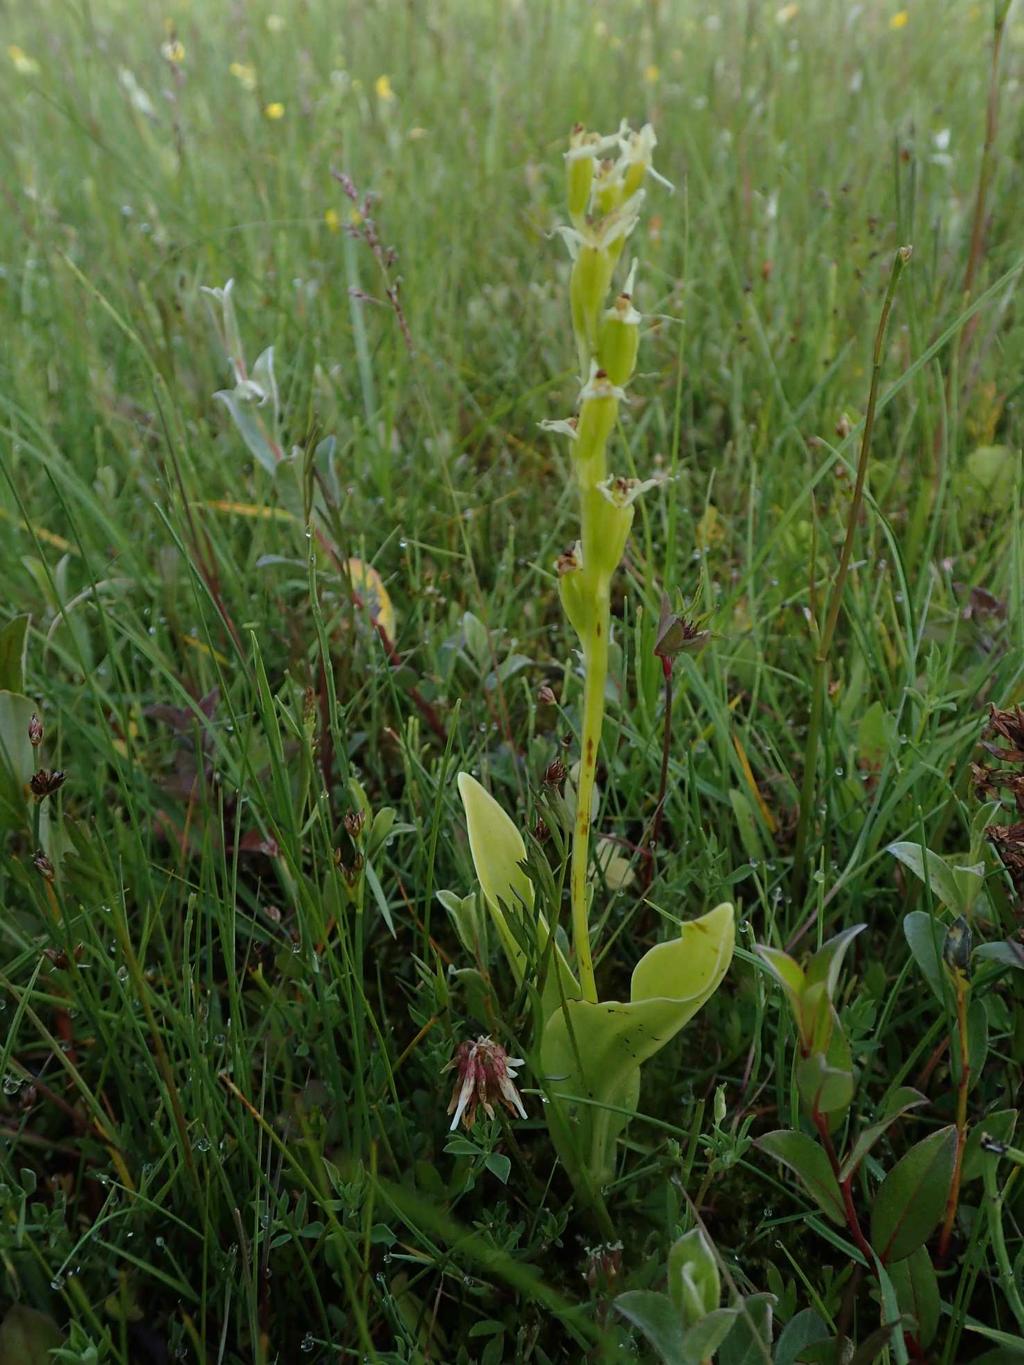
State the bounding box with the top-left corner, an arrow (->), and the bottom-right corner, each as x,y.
229,61 -> 257,91
8,45 -> 40,76
264,101 -> 285,120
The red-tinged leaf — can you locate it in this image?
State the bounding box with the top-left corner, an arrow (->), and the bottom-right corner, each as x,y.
756,1130 -> 845,1224
870,1125 -> 957,1263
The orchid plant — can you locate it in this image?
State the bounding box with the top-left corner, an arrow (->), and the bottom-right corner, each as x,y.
446,123 -> 734,1194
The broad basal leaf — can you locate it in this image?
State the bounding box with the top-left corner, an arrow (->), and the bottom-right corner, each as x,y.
457,773 -> 579,1005
540,903 -> 734,1182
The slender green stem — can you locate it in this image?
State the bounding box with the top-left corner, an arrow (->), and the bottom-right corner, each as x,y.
571,618 -> 608,1005
793,246 -> 910,884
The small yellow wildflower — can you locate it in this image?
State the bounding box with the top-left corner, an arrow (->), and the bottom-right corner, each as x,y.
8,45 -> 40,75
229,61 -> 257,91
266,13 -> 285,32
776,3 -> 799,22
374,73 -> 395,101
324,207 -> 341,233
264,101 -> 285,120
408,126 -> 428,141
889,9 -> 909,28
643,63 -> 660,84
161,38 -> 186,63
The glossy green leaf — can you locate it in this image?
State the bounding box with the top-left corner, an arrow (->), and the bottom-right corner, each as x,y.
753,945 -> 805,1021
541,902 -> 733,1181
0,1306 -> 63,1365
839,1087 -> 928,1180
890,1245 -> 940,1348
457,772 -> 579,1005
871,1125 -> 957,1263
756,1130 -> 844,1224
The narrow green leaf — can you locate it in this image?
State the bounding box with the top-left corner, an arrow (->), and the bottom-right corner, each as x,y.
0,616 -> 29,693
756,1130 -> 845,1224
839,1087 -> 928,1180
871,1125 -> 957,1263
805,924 -> 865,999
890,1245 -> 940,1348
902,912 -> 948,1006
889,841 -> 963,912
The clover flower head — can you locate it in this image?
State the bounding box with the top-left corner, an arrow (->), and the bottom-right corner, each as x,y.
443,1036 -> 527,1131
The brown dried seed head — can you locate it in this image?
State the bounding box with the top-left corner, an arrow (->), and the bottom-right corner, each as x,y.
30,769 -> 66,799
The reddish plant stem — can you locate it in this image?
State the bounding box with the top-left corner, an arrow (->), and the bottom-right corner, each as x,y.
813,1110 -> 875,1267
937,979 -> 971,1262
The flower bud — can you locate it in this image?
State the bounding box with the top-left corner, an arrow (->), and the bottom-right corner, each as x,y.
570,247 -> 615,372
566,125 -> 596,226
597,291 -> 641,387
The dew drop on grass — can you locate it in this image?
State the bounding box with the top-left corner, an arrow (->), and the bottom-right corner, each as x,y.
812,869 -> 826,884
2,1075 -> 20,1096
301,1335 -> 315,1354
834,766 -> 844,776
194,1135 -> 211,1153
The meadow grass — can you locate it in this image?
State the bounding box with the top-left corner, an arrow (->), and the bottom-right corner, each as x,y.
1,1 -> 1024,1361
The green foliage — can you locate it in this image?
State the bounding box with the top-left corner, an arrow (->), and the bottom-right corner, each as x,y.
1,0 -> 1023,1358
870,1126 -> 958,1264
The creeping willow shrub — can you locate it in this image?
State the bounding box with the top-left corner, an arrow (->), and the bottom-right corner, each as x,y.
449,123 -> 734,1192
